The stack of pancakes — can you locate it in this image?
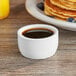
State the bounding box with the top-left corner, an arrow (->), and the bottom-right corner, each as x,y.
44,0 -> 76,20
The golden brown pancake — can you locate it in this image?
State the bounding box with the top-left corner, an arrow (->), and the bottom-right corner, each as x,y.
67,0 -> 76,2
45,7 -> 68,20
44,5 -> 69,19
59,0 -> 76,9
44,0 -> 76,20
50,0 -> 76,11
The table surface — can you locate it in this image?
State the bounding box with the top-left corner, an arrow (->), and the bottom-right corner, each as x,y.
0,0 -> 76,76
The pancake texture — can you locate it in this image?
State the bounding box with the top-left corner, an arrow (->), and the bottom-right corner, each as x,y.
50,0 -> 76,10
44,0 -> 76,20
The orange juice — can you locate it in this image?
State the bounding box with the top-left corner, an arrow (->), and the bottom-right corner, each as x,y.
0,0 -> 10,19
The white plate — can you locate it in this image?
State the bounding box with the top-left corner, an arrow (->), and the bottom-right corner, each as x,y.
25,0 -> 76,31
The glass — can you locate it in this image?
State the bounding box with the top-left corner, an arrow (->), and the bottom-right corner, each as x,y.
0,0 -> 10,19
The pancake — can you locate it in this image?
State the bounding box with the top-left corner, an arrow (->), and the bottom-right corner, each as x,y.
44,4 -> 75,20
44,9 -> 66,20
44,7 -> 68,20
60,0 -> 76,5
67,0 -> 76,2
50,0 -> 76,11
44,0 -> 76,17
44,5 -> 69,19
44,0 -> 76,20
59,0 -> 76,8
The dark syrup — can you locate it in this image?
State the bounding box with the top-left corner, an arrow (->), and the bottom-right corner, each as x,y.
22,28 -> 54,39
